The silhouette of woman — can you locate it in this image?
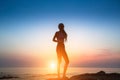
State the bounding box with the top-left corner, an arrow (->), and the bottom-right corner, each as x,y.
53,23 -> 69,79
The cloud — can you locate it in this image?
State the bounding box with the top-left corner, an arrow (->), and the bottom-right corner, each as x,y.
70,49 -> 120,68
0,49 -> 120,68
0,52 -> 45,67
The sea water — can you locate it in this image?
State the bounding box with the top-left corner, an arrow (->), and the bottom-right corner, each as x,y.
0,67 -> 120,80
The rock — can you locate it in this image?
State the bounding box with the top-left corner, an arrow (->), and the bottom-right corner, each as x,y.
96,71 -> 106,75
0,72 -> 19,79
69,71 -> 120,80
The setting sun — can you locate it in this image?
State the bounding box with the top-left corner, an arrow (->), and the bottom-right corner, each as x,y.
50,62 -> 57,69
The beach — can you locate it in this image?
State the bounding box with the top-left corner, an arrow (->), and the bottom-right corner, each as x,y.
0,67 -> 120,80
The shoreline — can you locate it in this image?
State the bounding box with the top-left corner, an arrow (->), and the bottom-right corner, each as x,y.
0,71 -> 120,80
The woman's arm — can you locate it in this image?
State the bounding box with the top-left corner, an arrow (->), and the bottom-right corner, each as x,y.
53,32 -> 58,42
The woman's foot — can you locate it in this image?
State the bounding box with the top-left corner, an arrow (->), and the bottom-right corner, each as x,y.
62,76 -> 69,80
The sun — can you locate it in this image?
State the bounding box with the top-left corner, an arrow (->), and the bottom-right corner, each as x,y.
50,62 -> 57,69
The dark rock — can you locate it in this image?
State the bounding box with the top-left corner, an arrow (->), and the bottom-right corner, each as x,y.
0,76 -> 19,79
96,71 -> 106,75
0,72 -> 19,79
69,71 -> 120,80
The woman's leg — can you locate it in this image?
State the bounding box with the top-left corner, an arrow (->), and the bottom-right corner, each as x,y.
63,51 -> 69,78
57,52 -> 62,79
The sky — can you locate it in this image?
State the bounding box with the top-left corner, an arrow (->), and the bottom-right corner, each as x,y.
0,0 -> 120,68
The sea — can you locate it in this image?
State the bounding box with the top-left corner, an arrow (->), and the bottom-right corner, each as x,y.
0,67 -> 120,80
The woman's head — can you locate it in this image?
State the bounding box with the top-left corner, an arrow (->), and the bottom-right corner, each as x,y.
58,23 -> 64,31
58,23 -> 67,41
